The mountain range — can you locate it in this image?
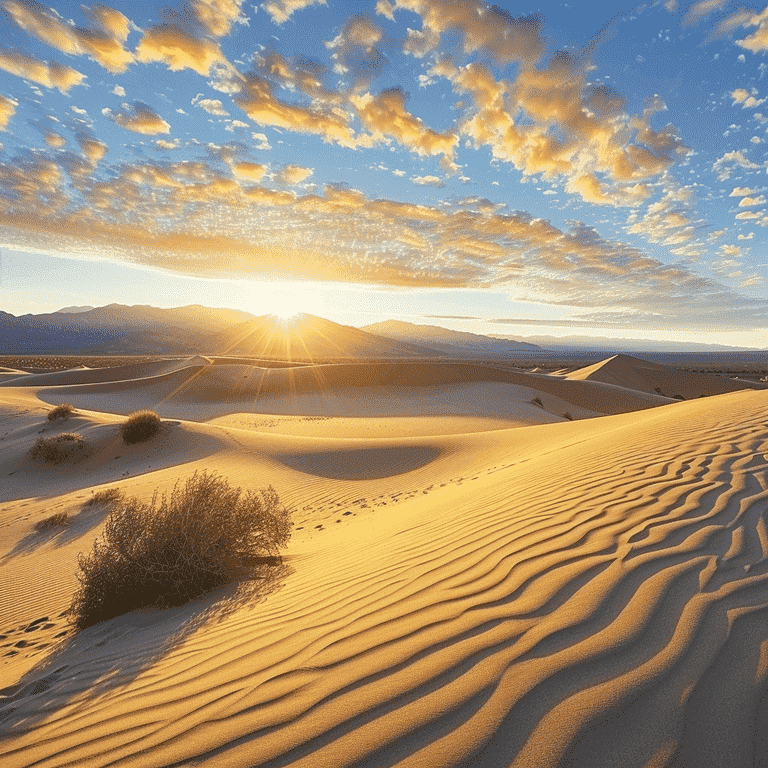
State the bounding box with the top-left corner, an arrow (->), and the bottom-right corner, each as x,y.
0,305 -> 761,358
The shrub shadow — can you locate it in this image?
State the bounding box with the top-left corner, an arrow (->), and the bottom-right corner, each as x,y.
0,562 -> 292,738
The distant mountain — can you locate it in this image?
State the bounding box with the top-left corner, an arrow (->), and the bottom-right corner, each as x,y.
213,314 -> 441,360
360,320 -> 540,356
57,305 -> 95,314
0,304 -> 257,354
498,334 -> 759,353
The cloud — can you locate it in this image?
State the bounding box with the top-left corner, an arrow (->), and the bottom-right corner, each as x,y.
277,163 -> 313,184
104,102 -> 171,134
44,132 -> 66,147
234,71 -> 358,147
325,14 -> 386,85
0,93 -> 17,130
193,94 -> 230,115
683,0 -> 730,26
735,209 -> 761,219
251,132 -> 271,150
379,0 -> 545,65
352,87 -> 458,166
735,8 -> 768,53
729,186 -> 758,196
712,149 -> 760,180
230,160 -> 267,181
75,131 -> 107,163
156,138 -> 181,150
261,0 -> 325,25
135,24 -> 226,76
190,0 -> 246,37
437,58 -> 689,205
0,48 -> 85,93
411,174 -> 444,186
2,0 -> 133,73
737,194 -> 766,206
1,153 -> 766,330
112,85 -> 126,96
731,88 -> 766,108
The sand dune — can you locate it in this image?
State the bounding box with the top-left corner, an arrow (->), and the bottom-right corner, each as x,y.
566,352 -> 766,399
21,357 -> 669,423
1,356 -> 767,767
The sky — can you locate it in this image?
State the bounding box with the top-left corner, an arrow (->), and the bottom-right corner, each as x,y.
0,0 -> 767,347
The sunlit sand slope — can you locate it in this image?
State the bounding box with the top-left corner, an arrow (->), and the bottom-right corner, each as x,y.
1,389 -> 767,768
566,352 -> 767,399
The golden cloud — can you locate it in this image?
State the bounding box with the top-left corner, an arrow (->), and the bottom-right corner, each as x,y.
44,132 -> 66,148
76,132 -> 108,163
379,0 -> 544,65
325,14 -> 386,85
105,102 -> 171,134
135,25 -> 226,76
0,93 -> 17,130
278,164 -> 313,185
234,72 -> 357,147
3,0 -> 133,73
191,0 -> 245,37
352,88 -> 457,165
0,48 -> 85,92
230,161 -> 267,181
736,8 -> 768,52
261,0 -> 325,24
439,58 -> 689,206
0,124 -> 764,327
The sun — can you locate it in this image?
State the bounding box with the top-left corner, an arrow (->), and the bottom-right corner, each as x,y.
246,281 -> 324,321
271,306 -> 301,321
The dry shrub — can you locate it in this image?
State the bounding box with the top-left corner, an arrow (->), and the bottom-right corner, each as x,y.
29,433 -> 89,464
70,471 -> 292,631
563,412 -> 574,421
120,410 -> 161,444
47,403 -> 75,421
531,396 -> 544,408
84,487 -> 123,507
35,512 -> 69,531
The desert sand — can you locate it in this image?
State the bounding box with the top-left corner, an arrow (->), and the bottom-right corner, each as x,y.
1,354 -> 767,767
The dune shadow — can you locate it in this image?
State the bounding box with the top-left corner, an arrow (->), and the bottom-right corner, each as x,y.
277,445 -> 441,480
0,563 -> 292,738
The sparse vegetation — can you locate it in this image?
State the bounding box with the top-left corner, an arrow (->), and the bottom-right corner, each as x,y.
531,396 -> 544,408
120,410 -> 162,444
34,512 -> 69,531
29,433 -> 89,464
563,412 -> 574,421
47,403 -> 75,421
84,487 -> 124,507
69,471 -> 292,631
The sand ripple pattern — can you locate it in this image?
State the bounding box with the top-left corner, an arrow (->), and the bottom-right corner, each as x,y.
1,393 -> 768,768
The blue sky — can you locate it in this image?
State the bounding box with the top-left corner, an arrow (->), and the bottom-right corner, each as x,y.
0,0 -> 767,346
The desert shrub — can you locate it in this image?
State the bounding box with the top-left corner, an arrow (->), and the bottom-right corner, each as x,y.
120,410 -> 161,444
562,411 -> 574,421
29,433 -> 89,464
35,512 -> 69,531
531,396 -> 544,408
47,403 -> 75,421
69,471 -> 292,631
84,487 -> 123,507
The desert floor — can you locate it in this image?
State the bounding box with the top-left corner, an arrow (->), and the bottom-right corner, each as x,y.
1,355 -> 767,767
